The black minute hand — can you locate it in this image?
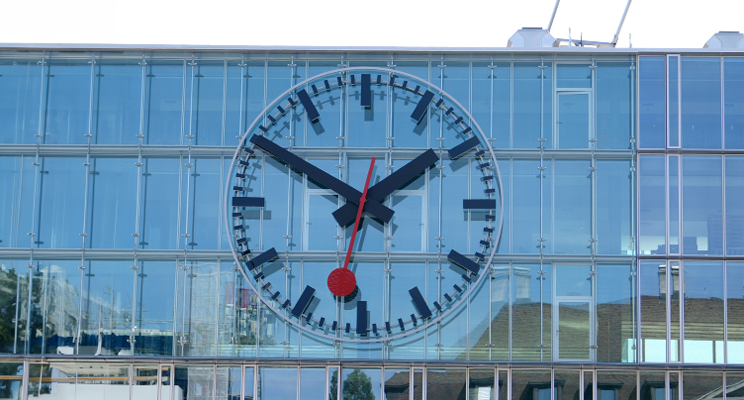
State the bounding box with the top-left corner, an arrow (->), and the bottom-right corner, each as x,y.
333,149 -> 439,226
249,134 -> 394,223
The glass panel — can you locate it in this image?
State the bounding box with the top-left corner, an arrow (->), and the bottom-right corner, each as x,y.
682,155 -> 723,255
341,262 -> 383,360
175,365 -> 215,400
640,371 -> 666,400
557,93 -> 589,149
139,158 -> 180,250
226,61 -> 264,144
134,261 -> 175,356
682,372 -> 720,400
639,155 -> 666,255
92,61 -> 141,145
641,261 -> 668,362
553,160 -> 591,254
597,160 -> 633,255
36,157 -> 86,249
79,260 -> 134,356
437,157 -> 468,255
558,64 -> 592,88
189,62 -> 224,146
511,370 -> 551,400
514,63 -> 552,149
383,368 -> 409,400
0,260 -> 24,353
346,157 -> 385,252
726,156 -> 744,255
556,265 -> 592,297
554,370 -> 581,400
558,302 -> 590,360
682,262 -> 724,363
728,262 -> 744,362
306,194 -> 339,251
681,57 -> 722,149
596,62 -> 633,150
87,157 -> 137,249
426,369 -> 465,399
29,260 -> 80,355
75,362 -> 130,399
724,58 -> 744,149
472,62 -> 509,148
0,363 -> 23,400
340,368 -> 381,400
638,57 -> 666,149
597,371 -> 636,400
44,61 -> 91,144
388,263 -> 425,359
300,367 -> 326,400
262,156 -> 303,253
133,364 -> 158,386
469,369 -> 495,400
597,264 -> 636,363
726,372 -> 744,400
584,371 -> 593,400
306,63 -> 344,148
178,260 -> 220,357
670,262 -> 681,362
0,60 -> 41,144
258,367 -> 297,400
512,160 -> 543,254
245,367 -> 255,399
0,156 -> 35,248
669,156 -> 679,254
143,63 -> 184,145
347,72 -> 385,148
391,194 -> 423,252
512,264 -> 551,361
216,366 -> 242,400
183,158 -> 221,250
668,56 -> 679,147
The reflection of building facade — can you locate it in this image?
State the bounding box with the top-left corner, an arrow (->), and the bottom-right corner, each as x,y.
2,29 -> 744,399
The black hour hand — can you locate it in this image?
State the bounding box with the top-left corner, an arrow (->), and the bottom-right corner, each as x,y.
333,149 -> 438,226
250,134 -> 394,223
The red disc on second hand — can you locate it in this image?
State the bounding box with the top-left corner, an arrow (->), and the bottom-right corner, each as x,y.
327,268 -> 357,297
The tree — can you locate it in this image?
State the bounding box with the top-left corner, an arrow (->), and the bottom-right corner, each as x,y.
330,369 -> 375,400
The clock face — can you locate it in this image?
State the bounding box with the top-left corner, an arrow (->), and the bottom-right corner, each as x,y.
225,67 -> 502,343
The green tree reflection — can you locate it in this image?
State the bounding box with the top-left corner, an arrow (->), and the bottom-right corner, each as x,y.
330,369 -> 374,400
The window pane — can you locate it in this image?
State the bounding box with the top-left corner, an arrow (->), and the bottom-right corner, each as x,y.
597,264 -> 636,362
139,158 -> 180,249
134,261 -> 175,356
682,155 -> 722,255
724,57 -> 744,148
557,64 -> 592,88
258,367 -> 297,400
512,264 -> 551,361
183,158 -> 221,250
144,63 -> 184,145
512,160 -> 542,254
300,367 -> 326,400
0,60 -> 41,144
383,368 -> 409,400
44,62 -> 91,144
597,62 -> 633,149
37,157 -> 86,249
638,57 -> 666,149
640,261 -> 667,362
427,369 -> 465,399
341,368 -> 382,400
87,158 -> 137,249
512,370 -> 551,400
727,262 -> 744,363
597,160 -> 633,254
683,372 -> 721,400
92,62 -> 141,145
683,262 -> 724,363
557,93 -> 590,149
553,160 -> 591,254
726,156 -> 744,255
29,260 -> 80,355
514,63 -> 552,149
681,57 -> 722,149
598,371 -> 636,400
668,56 -> 679,147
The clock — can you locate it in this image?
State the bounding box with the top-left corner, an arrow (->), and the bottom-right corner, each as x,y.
225,66 -> 502,343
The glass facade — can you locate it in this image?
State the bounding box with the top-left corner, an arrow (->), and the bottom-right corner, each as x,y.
0,48 -> 739,399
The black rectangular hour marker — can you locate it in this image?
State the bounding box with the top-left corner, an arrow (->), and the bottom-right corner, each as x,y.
475,149 -> 486,157
331,321 -> 338,331
385,321 -> 391,332
291,286 -> 316,318
454,116 -> 463,125
282,299 -> 290,309
271,291 -> 280,300
413,85 -> 420,94
448,249 -> 480,275
253,272 -> 264,281
324,80 -> 331,91
372,324 -> 378,334
376,75 -> 382,85
484,188 -> 496,194
311,84 -> 319,95
233,197 -> 265,208
462,127 -> 472,135
445,107 -> 454,115
453,284 -> 463,293
357,301 -> 368,335
410,314 -> 417,325
483,227 -> 494,233
267,115 -> 276,124
444,293 -> 453,302
345,323 -> 350,333
485,214 -> 496,221
401,81 -> 408,91
463,199 -> 496,210
398,318 -> 405,330
475,252 -> 485,259
288,97 -> 297,106
435,98 -> 443,108
350,75 -> 356,85
234,225 -> 244,230
448,136 -> 481,159
462,274 -> 472,283
244,147 -> 254,154
408,286 -> 432,319
277,105 -> 285,114
480,240 -> 490,247
433,301 -> 442,311
241,249 -> 251,256
319,317 -> 325,327
337,77 -> 343,87
361,74 -> 371,107
296,89 -> 320,121
305,312 -> 312,321
246,247 -> 278,270
410,90 -> 435,122
389,76 -> 395,87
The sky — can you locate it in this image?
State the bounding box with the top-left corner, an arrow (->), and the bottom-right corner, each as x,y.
0,0 -> 742,49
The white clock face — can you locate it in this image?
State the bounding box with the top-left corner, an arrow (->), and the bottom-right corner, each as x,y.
225,67 -> 503,343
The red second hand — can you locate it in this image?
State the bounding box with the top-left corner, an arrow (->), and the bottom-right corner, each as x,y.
327,157 -> 376,297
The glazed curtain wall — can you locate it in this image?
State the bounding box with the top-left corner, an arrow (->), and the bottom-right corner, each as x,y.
0,52 -> 635,361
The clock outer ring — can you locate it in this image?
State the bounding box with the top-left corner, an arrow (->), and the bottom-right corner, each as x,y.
224,66 -> 505,343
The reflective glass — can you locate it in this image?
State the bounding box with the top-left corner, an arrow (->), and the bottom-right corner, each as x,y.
639,371 -> 668,400
469,369 -> 495,400
597,62 -> 633,149
0,363 -> 23,399
682,155 -> 722,255
143,62 -> 184,145
392,73 -> 428,149
512,160 -> 542,254
724,57 -> 744,149
512,264 -> 551,361
0,60 -> 41,144
91,62 -> 141,145
557,64 -> 592,88
554,370 -> 581,400
87,157 -> 137,249
300,367 -> 326,400
263,156 -> 303,253
226,61 -> 264,144
597,264 -> 636,363
175,365 -> 215,400
299,261 -> 336,359
557,93 -> 590,149
668,56 -> 680,147
347,72 -> 386,148
514,63 -> 552,149
340,368 -> 382,400
183,158 -> 221,250
306,63 -> 343,147
0,157 -> 30,248
383,368 -> 409,400
427,369 -> 465,399
176,260 -> 221,357
28,260 -> 80,355
638,57 -> 666,149
0,260 -> 24,353
388,263 -> 425,360
553,160 -> 591,254
469,265 -> 507,361
511,370 -> 551,400
726,157 -> 744,255
188,62 -> 224,146
245,366 -> 255,399
556,265 -> 592,297
437,261 -> 468,360
438,157 -> 468,253
683,262 -> 724,363
342,262 -> 383,360
683,372 -> 721,400
639,155 -> 666,255
139,158 -> 180,249
134,261 -> 175,356
257,367 -> 297,400
441,63 -> 470,145
669,156 -> 680,253
726,372 -> 744,400
640,261 -> 668,362
681,57 -> 722,149
43,61 -> 91,144
597,371 -> 636,400
728,262 -> 744,363
597,160 -> 633,254
473,62 -> 510,148
36,157 -> 86,249
557,302 -> 591,360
